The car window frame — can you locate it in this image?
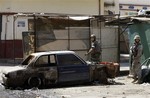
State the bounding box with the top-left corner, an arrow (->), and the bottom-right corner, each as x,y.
34,54 -> 57,68
56,53 -> 85,66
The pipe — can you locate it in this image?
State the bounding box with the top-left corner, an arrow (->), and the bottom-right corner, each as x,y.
117,14 -> 120,63
33,15 -> 36,52
13,15 -> 18,64
68,16 -> 70,50
99,0 -> 101,15
4,15 -> 8,60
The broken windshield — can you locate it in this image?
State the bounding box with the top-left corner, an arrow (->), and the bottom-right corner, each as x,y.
21,55 -> 35,66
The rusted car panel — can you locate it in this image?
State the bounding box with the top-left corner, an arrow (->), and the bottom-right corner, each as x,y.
90,62 -> 119,84
3,67 -> 58,88
2,51 -> 119,88
100,62 -> 119,78
89,64 -> 108,83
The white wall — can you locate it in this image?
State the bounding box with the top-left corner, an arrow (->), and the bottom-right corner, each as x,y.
119,0 -> 150,5
104,0 -> 119,14
15,18 -> 28,39
1,16 -> 13,40
0,0 -> 120,15
1,16 -> 28,40
0,0 -> 100,15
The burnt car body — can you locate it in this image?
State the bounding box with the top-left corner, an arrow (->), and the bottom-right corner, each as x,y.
2,51 -> 119,88
140,57 -> 150,83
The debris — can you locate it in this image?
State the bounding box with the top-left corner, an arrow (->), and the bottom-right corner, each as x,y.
141,83 -> 150,86
61,95 -> 71,98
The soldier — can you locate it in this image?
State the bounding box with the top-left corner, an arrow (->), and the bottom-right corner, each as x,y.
130,35 -> 143,84
86,34 -> 101,63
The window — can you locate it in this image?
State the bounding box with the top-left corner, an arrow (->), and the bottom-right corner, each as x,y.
49,55 -> 57,66
57,54 -> 84,66
35,55 -> 49,67
22,55 -> 34,65
35,54 -> 57,67
128,5 -> 134,9
119,5 -> 123,9
143,6 -> 147,10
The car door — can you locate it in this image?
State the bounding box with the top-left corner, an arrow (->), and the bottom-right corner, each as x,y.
34,54 -> 58,82
57,54 -> 90,82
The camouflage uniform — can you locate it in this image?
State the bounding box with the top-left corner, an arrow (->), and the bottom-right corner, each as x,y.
91,40 -> 101,62
87,34 -> 101,63
130,35 -> 143,83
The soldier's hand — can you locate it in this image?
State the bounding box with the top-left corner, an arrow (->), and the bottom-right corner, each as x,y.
85,53 -> 88,56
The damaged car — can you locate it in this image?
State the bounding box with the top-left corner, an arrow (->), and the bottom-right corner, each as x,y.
140,57 -> 150,83
2,51 -> 119,88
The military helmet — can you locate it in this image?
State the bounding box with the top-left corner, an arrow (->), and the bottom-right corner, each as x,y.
134,35 -> 140,40
91,34 -> 96,38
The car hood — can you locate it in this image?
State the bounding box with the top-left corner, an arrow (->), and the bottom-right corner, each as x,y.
2,65 -> 26,74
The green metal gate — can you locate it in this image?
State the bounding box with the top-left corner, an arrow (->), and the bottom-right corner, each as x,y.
129,22 -> 150,62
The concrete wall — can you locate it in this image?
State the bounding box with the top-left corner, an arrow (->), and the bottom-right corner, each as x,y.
91,20 -> 118,62
0,0 -> 120,15
101,27 -> 118,62
104,0 -> 119,15
0,0 -> 100,15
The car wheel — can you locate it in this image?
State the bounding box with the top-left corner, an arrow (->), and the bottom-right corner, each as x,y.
28,77 -> 42,88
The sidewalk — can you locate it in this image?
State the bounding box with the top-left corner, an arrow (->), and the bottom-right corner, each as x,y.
0,59 -> 22,66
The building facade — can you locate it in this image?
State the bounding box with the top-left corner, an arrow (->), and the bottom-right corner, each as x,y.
0,0 -> 119,62
119,0 -> 150,15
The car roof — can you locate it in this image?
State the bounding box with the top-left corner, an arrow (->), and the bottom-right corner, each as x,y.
30,50 -> 76,57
